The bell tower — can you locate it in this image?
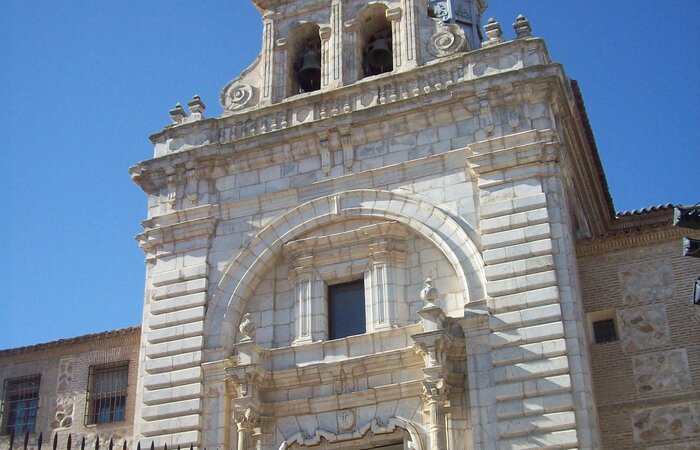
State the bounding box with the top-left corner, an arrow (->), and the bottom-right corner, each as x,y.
221,0 -> 488,108
132,0 -> 606,448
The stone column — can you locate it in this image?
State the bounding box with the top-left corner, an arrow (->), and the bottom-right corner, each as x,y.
422,380 -> 449,450
386,8 -> 403,70
320,26 -> 332,89
261,12 -> 275,104
273,38 -> 288,102
367,236 -> 407,330
288,255 -> 326,344
343,19 -> 360,84
233,408 -> 260,450
413,304 -> 453,450
329,0 -> 343,87
401,0 -> 419,67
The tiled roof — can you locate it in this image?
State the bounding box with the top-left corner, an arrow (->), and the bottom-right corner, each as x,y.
616,203 -> 675,217
0,326 -> 141,356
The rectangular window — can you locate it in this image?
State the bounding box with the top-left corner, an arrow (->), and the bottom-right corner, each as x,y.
328,279 -> 366,340
86,363 -> 128,425
2,375 -> 40,435
592,318 -> 618,344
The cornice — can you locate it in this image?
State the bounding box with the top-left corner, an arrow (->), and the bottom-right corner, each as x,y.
137,210 -> 218,255
0,327 -> 141,358
137,39 -> 551,174
575,224 -> 700,256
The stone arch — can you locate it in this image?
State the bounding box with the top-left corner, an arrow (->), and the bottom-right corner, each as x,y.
279,417 -> 424,450
205,189 -> 486,352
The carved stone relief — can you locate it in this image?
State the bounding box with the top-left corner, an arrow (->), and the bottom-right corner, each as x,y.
428,23 -> 467,57
223,83 -> 258,112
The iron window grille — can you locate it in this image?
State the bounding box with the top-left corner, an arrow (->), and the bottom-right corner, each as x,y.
592,318 -> 618,344
85,362 -> 128,425
1,375 -> 41,436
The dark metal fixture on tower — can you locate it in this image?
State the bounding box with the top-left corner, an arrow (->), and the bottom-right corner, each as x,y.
364,32 -> 393,76
296,48 -> 321,93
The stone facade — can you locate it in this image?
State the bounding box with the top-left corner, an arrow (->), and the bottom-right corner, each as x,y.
1,1 -> 699,449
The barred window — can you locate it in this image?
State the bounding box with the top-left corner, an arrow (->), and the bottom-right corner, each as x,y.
592,318 -> 618,344
86,363 -> 128,425
2,375 -> 40,435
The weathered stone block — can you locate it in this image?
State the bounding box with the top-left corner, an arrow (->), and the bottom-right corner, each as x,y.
632,349 -> 692,393
619,305 -> 671,352
619,260 -> 674,305
632,401 -> 700,442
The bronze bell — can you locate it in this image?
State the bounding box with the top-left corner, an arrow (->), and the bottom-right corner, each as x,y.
365,36 -> 393,75
297,49 -> 321,93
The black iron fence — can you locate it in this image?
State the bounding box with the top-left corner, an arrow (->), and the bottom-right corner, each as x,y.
2,432 -> 195,450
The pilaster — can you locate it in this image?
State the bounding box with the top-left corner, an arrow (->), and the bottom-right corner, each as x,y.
133,208 -> 217,448
466,129 -> 600,449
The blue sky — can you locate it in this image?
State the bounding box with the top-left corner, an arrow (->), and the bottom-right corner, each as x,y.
1,1 -> 698,349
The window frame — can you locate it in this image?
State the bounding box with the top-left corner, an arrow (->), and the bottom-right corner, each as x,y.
328,279 -> 367,340
587,308 -> 619,345
1,374 -> 41,436
85,361 -> 129,426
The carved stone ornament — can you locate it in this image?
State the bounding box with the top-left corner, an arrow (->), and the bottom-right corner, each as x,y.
223,83 -> 257,111
420,277 -> 439,304
337,409 -> 355,431
428,0 -> 451,22
233,407 -> 260,431
239,313 -> 256,341
428,24 -> 467,58
421,379 -> 449,403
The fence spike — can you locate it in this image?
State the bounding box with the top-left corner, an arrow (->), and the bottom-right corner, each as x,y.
109,438 -> 114,450
177,446 -> 181,450
81,436 -> 85,450
52,432 -> 58,450
38,432 -> 44,450
163,444 -> 168,450
136,443 -> 141,450
24,431 -> 29,450
95,436 -> 99,450
189,444 -> 193,450
149,442 -> 154,450
122,441 -> 127,450
67,434 -> 72,450
9,429 -> 15,450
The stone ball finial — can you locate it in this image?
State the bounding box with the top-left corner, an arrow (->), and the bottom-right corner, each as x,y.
239,313 -> 256,342
513,14 -> 532,39
420,277 -> 439,305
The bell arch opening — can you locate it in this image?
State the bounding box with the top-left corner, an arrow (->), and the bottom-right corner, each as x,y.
358,4 -> 393,78
288,22 -> 322,95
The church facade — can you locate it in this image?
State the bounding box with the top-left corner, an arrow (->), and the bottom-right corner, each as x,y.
2,1 -> 699,449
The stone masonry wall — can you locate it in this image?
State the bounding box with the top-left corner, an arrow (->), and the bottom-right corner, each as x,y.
578,237 -> 700,449
0,331 -> 140,449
